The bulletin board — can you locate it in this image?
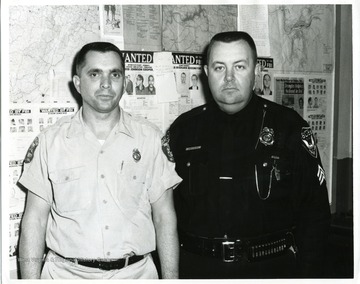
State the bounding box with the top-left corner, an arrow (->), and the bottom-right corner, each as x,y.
2,4 -> 335,279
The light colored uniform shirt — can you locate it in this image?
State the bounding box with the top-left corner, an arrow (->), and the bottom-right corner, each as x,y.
19,108 -> 182,261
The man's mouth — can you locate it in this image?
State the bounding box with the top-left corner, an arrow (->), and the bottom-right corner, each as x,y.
222,86 -> 238,91
97,93 -> 114,99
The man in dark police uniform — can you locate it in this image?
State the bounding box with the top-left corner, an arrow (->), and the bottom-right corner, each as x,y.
167,31 -> 331,278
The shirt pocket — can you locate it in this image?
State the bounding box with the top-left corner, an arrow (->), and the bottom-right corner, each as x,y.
255,155 -> 292,201
185,149 -> 208,196
49,166 -> 90,214
117,162 -> 148,217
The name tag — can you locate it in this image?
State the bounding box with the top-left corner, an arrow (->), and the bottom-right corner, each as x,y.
185,146 -> 202,151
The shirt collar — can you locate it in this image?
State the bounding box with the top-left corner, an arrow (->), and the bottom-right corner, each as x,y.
212,91 -> 258,123
66,107 -> 134,138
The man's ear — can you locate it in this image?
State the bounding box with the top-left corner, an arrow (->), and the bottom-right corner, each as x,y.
253,63 -> 261,90
73,75 -> 81,94
204,65 -> 208,77
122,76 -> 126,95
255,63 -> 261,77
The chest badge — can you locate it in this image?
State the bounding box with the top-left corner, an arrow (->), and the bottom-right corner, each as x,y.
133,148 -> 141,162
259,127 -> 275,146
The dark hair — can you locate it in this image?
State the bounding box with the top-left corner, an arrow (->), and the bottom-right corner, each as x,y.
75,42 -> 124,75
263,74 -> 271,80
206,31 -> 257,65
191,74 -> 198,80
137,74 -> 144,82
148,75 -> 154,80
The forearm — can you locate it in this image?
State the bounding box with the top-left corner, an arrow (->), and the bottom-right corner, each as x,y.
154,215 -> 179,279
19,218 -> 47,279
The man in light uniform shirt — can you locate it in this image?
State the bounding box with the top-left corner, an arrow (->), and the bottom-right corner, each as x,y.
18,42 -> 182,279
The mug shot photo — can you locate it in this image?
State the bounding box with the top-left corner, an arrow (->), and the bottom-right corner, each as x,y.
189,74 -> 199,90
298,97 -> 304,109
308,97 -> 313,109
135,74 -> 146,95
145,74 -> 156,95
125,74 -> 134,95
260,73 -> 272,96
176,71 -> 189,95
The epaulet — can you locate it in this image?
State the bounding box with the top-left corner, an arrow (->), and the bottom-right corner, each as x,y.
40,113 -> 74,135
127,112 -> 161,132
171,103 -> 209,128
256,95 -> 305,126
54,114 -> 74,125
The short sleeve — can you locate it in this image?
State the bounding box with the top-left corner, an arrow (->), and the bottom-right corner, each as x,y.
18,134 -> 53,204
147,130 -> 182,203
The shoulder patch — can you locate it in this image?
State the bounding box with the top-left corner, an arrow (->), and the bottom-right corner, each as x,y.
161,130 -> 175,163
24,137 -> 39,163
300,127 -> 318,158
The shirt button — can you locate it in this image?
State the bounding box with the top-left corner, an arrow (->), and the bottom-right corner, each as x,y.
105,225 -> 109,230
100,150 -> 104,154
107,252 -> 111,256
65,176 -> 69,181
263,162 -> 268,167
133,176 -> 137,180
100,174 -> 105,179
186,162 -> 191,167
103,200 -> 107,204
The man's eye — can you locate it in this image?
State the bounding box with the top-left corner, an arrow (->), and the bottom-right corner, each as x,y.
89,73 -> 98,78
112,73 -> 121,78
235,65 -> 245,70
214,66 -> 224,71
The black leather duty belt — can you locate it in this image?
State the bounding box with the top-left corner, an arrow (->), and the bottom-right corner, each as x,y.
179,229 -> 297,263
52,251 -> 145,271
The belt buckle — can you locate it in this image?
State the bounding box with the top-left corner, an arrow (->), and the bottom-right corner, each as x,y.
221,241 -> 235,262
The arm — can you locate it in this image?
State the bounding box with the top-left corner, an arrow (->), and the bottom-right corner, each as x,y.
19,191 -> 51,279
293,125 -> 331,277
151,188 -> 179,279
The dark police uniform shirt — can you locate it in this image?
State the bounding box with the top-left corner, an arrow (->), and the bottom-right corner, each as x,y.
168,93 -> 331,274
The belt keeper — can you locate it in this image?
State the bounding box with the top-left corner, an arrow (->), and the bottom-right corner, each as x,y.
124,256 -> 129,267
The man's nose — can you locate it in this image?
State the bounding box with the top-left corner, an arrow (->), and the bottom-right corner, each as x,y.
101,75 -> 111,89
225,68 -> 234,82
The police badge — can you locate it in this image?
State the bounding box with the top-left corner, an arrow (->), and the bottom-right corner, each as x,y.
301,127 -> 318,158
259,127 -> 275,146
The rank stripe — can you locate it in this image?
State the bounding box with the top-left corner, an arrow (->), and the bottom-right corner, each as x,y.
317,165 -> 326,185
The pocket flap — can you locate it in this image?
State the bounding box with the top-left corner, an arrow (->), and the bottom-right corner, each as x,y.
49,167 -> 82,184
